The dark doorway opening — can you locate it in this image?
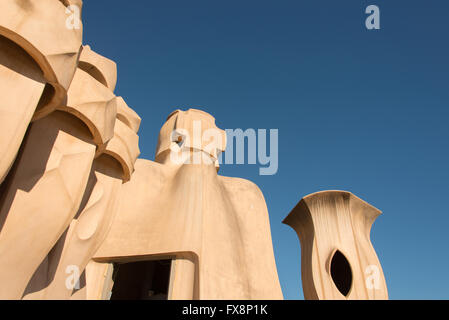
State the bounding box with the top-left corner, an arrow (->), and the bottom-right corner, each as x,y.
110,260 -> 172,300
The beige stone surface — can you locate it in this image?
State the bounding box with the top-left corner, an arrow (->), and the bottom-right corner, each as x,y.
283,191 -> 388,300
0,111 -> 96,299
0,0 -> 83,120
22,49 -> 134,298
18,38 -> 141,299
59,68 -> 117,146
0,35 -> 46,184
0,0 -> 84,184
20,109 -> 282,300
41,155 -> 123,299
169,257 -> 196,300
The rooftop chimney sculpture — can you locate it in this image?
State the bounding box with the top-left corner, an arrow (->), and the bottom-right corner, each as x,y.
283,191 -> 388,300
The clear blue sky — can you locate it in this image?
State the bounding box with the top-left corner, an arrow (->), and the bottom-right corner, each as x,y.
82,1 -> 449,299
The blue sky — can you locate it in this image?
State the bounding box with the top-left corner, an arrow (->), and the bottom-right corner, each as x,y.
82,1 -> 449,299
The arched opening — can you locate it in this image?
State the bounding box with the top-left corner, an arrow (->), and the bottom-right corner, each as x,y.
78,61 -> 108,88
330,250 -> 352,297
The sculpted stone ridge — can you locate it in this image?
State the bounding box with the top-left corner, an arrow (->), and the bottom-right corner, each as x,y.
61,67 -> 117,146
0,35 -> 46,184
0,0 -> 83,184
78,45 -> 117,92
116,97 -> 141,133
101,118 -> 140,182
0,0 -> 83,120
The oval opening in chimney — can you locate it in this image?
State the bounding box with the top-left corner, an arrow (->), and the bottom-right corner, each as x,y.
330,250 -> 353,297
